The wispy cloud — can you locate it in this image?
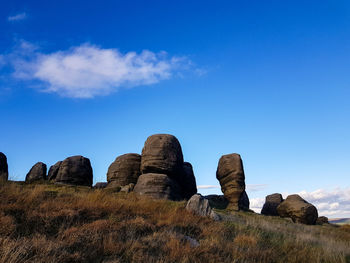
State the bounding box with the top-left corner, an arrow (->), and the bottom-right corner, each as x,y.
5,41 -> 192,98
246,184 -> 268,192
250,187 -> 350,218
8,12 -> 27,22
197,185 -> 220,189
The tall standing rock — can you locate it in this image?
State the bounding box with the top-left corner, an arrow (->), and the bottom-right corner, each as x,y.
277,194 -> 318,225
216,153 -> 249,211
180,162 -> 197,199
134,173 -> 182,201
25,162 -> 47,183
107,153 -> 141,187
48,161 -> 62,181
0,152 -> 8,181
141,134 -> 184,177
55,156 -> 93,187
261,193 -> 284,216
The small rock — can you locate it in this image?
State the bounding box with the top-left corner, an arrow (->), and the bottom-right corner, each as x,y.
261,193 -> 284,216
186,194 -> 221,221
120,183 -> 135,193
25,162 -> 47,183
316,216 -> 329,225
94,182 -> 108,189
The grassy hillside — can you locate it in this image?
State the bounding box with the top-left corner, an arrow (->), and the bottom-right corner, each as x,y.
0,182 -> 349,263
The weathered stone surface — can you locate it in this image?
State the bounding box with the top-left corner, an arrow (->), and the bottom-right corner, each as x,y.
107,153 -> 141,187
216,153 -> 249,211
55,156 -> 93,187
94,182 -> 108,189
120,183 -> 135,193
25,162 -> 47,183
186,194 -> 220,220
0,152 -> 8,181
205,195 -> 229,209
141,134 -> 184,177
48,161 -> 62,181
277,194 -> 318,225
134,173 -> 182,201
261,193 -> 284,216
179,162 -> 197,199
316,216 -> 329,225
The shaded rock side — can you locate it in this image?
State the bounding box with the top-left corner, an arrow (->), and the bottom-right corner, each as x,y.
55,156 -> 93,187
205,195 -> 229,209
134,173 -> 182,201
186,194 -> 220,220
0,152 -> 8,181
141,134 -> 184,177
277,194 -> 318,225
179,162 -> 197,199
48,161 -> 62,181
261,193 -> 284,216
25,162 -> 47,183
107,153 -> 141,186
216,153 -> 249,211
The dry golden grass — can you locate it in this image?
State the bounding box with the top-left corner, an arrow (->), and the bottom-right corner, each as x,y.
0,181 -> 349,263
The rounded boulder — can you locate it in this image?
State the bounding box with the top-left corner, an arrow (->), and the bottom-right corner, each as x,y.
25,162 -> 47,183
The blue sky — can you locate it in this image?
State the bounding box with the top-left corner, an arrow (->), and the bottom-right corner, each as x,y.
1,0 -> 350,217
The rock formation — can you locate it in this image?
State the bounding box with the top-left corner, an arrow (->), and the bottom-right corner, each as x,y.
216,153 -> 249,211
316,216 -> 329,225
205,195 -> 229,209
277,194 -> 318,225
94,182 -> 108,189
0,152 -> 8,181
186,194 -> 220,220
107,153 -> 141,187
55,156 -> 93,187
48,161 -> 62,181
25,162 -> 47,183
134,173 -> 182,201
261,193 -> 284,216
141,134 -> 184,177
179,162 -> 197,199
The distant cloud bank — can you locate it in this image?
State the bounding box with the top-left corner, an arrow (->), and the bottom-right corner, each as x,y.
8,12 -> 27,22
4,41 -> 193,98
250,187 -> 350,218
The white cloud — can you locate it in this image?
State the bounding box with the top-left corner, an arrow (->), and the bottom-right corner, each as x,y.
9,42 -> 190,98
250,187 -> 350,218
8,12 -> 27,22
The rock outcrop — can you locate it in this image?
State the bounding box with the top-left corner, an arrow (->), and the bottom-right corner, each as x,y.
48,161 -> 62,181
205,195 -> 229,209
261,193 -> 284,216
216,153 -> 249,211
55,156 -> 93,187
316,216 -> 329,225
107,153 -> 141,187
134,173 -> 182,201
141,134 -> 184,177
186,194 -> 220,220
25,162 -> 47,183
277,194 -> 318,225
94,182 -> 107,189
0,152 -> 8,181
179,162 -> 197,199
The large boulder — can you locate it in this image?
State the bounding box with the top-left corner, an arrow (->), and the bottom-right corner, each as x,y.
55,156 -> 93,187
134,173 -> 182,201
0,152 -> 8,181
261,193 -> 284,216
277,194 -> 318,225
47,161 -> 62,181
107,153 -> 141,187
216,153 -> 249,211
25,162 -> 47,183
179,162 -> 197,199
141,134 -> 184,177
186,194 -> 220,220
